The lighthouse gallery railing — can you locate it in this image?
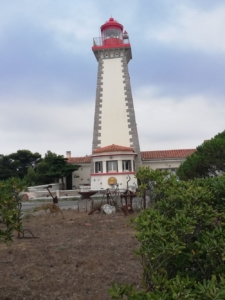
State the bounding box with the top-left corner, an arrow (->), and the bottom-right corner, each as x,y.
93,37 -> 130,47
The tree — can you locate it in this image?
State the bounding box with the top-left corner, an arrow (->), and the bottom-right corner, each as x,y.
0,150 -> 42,180
108,168 -> 225,299
0,150 -> 80,187
24,166 -> 42,186
0,154 -> 15,180
36,151 -> 80,186
177,130 -> 225,180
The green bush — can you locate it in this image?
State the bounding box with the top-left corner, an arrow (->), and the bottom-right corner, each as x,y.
0,177 -> 27,242
108,169 -> 225,299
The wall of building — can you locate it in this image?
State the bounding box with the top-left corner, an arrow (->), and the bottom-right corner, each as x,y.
91,173 -> 137,191
92,47 -> 142,170
72,164 -> 91,188
70,157 -> 186,190
92,153 -> 135,172
91,152 -> 137,190
100,57 -> 131,147
142,158 -> 185,172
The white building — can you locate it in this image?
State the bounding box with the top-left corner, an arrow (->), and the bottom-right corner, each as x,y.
66,148 -> 195,190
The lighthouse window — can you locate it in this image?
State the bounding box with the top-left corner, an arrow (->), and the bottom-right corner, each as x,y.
106,160 -> 118,172
104,28 -> 122,39
95,161 -> 103,173
122,160 -> 132,172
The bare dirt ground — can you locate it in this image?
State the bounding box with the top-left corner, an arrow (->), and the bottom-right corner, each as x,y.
0,209 -> 142,300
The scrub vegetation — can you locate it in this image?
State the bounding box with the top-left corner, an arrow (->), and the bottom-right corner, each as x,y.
109,168 -> 225,299
0,177 -> 27,242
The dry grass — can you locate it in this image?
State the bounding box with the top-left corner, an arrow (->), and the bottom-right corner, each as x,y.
0,209 -> 142,300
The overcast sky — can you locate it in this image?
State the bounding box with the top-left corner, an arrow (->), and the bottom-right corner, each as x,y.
0,0 -> 225,157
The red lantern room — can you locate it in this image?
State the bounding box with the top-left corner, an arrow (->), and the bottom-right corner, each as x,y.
92,17 -> 131,50
101,17 -> 123,46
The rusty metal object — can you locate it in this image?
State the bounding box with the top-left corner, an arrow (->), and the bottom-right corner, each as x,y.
120,190 -> 136,215
88,205 -> 102,215
121,205 -> 131,216
78,191 -> 98,199
45,185 -> 64,218
78,191 -> 98,213
46,185 -> 58,204
17,197 -> 36,239
19,229 -> 39,239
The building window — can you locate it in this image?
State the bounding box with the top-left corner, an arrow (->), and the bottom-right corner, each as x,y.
106,161 -> 118,172
95,161 -> 103,173
122,160 -> 132,171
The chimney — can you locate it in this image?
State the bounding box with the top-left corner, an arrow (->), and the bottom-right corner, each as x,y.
66,151 -> 71,158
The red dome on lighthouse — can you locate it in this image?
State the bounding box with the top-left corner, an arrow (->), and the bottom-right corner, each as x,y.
100,17 -> 123,32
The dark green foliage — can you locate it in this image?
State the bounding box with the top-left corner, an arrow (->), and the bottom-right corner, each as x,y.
24,166 -> 41,186
35,151 -> 80,184
0,150 -> 41,180
0,150 -> 80,186
0,154 -> 15,180
135,167 -> 169,206
0,177 -> 27,242
192,176 -> 225,213
177,130 -> 225,180
108,168 -> 225,299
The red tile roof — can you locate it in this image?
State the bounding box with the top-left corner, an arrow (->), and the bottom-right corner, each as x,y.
67,156 -> 91,164
93,144 -> 135,154
67,149 -> 196,164
141,149 -> 196,160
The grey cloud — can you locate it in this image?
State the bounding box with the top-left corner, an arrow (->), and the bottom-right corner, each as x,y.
130,43 -> 225,98
187,0 -> 225,11
0,21 -> 96,103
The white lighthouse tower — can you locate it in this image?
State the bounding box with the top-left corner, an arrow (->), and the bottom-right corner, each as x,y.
91,18 -> 141,191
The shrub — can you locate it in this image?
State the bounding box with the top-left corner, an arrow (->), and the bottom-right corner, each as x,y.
108,169 -> 225,299
0,177 -> 27,242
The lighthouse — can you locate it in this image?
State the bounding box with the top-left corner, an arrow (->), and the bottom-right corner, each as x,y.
91,18 -> 141,191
